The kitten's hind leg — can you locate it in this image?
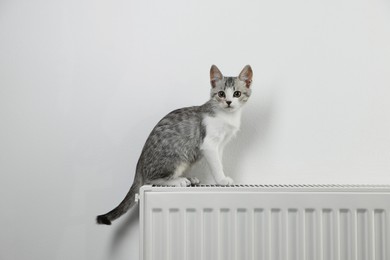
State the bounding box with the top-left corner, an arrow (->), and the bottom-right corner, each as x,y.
166,177 -> 191,187
188,177 -> 200,185
147,162 -> 192,187
149,177 -> 191,187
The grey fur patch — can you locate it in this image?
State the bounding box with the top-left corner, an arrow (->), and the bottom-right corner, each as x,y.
138,100 -> 217,181
224,77 -> 236,90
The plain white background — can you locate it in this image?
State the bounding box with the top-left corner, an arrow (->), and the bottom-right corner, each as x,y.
1,0 -> 390,259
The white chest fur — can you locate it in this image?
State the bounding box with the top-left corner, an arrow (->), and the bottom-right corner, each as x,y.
201,110 -> 241,150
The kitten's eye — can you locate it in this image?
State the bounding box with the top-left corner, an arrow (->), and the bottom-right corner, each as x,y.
233,91 -> 241,98
218,91 -> 225,98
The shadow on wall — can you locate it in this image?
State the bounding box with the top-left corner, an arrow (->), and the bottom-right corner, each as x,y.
108,206 -> 139,259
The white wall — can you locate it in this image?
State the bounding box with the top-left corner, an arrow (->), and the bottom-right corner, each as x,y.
1,0 -> 390,259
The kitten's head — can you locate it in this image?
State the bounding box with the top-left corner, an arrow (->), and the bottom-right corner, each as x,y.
209,65 -> 253,112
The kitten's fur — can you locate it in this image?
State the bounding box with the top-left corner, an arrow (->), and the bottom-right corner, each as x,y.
96,65 -> 253,225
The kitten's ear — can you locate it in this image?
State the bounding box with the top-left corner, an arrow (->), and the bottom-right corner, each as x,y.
239,65 -> 253,88
210,65 -> 223,88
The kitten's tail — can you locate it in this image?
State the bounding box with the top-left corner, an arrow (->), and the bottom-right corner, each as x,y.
96,173 -> 143,225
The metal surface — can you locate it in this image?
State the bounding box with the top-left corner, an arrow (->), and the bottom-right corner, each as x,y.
139,184 -> 390,260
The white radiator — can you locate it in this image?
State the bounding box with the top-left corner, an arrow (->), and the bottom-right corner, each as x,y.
138,184 -> 390,260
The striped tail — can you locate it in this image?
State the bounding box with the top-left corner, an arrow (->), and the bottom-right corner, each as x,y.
96,173 -> 142,225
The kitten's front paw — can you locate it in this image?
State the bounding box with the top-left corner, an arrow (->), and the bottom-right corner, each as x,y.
216,177 -> 234,186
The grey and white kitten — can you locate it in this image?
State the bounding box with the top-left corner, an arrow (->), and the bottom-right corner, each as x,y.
96,65 -> 253,225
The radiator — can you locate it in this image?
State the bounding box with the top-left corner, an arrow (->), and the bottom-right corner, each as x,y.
138,184 -> 390,260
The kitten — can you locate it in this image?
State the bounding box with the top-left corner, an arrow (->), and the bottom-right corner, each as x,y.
96,65 -> 253,225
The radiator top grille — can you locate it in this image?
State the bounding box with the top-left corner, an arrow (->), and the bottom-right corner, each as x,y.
148,184 -> 390,192
151,184 -> 390,188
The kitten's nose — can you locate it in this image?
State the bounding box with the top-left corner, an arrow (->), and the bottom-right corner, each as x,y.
226,101 -> 232,106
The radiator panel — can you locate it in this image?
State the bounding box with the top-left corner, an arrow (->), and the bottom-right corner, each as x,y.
139,185 -> 390,260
